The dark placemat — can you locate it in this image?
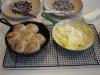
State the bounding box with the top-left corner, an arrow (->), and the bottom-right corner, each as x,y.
3,25 -> 100,69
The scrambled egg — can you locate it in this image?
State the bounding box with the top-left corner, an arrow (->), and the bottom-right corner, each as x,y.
53,21 -> 95,50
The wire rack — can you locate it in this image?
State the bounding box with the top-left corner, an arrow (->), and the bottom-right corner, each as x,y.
3,25 -> 100,69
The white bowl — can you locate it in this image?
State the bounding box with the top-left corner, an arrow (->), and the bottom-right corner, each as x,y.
43,0 -> 83,17
1,0 -> 42,20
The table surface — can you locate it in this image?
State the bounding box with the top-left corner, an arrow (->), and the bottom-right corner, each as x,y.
0,0 -> 100,75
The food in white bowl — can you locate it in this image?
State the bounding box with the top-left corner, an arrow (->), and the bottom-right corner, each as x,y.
44,0 -> 83,16
2,0 -> 41,19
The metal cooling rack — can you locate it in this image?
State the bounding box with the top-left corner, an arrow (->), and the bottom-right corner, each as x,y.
3,25 -> 100,69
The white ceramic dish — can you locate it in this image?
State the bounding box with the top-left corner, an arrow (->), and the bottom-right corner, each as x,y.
43,0 -> 83,17
1,0 -> 42,20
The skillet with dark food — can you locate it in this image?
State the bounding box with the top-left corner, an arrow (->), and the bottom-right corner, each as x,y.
0,18 -> 50,56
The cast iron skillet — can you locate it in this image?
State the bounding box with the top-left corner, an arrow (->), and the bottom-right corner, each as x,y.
0,18 -> 50,56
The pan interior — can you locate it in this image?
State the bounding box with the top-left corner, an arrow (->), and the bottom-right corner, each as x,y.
52,19 -> 95,51
5,21 -> 50,56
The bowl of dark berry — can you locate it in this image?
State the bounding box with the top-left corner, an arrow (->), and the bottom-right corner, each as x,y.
1,0 -> 42,20
43,0 -> 83,17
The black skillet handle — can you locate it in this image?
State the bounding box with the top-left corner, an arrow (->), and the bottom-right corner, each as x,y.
0,18 -> 12,28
